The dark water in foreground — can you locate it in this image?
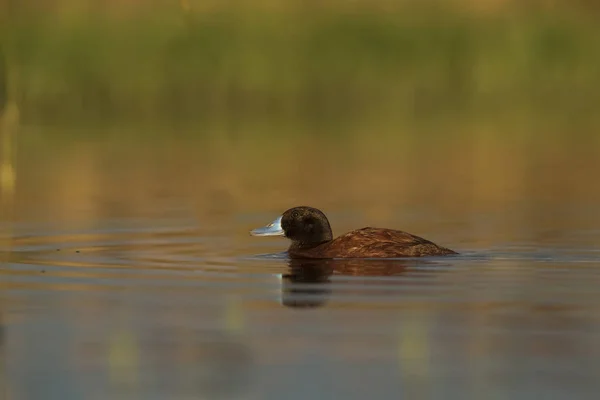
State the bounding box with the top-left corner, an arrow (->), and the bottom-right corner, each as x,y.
2,216 -> 600,400
1,133 -> 600,399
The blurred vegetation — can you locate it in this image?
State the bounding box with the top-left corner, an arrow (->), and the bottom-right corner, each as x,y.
2,1 -> 600,133
0,48 -> 6,116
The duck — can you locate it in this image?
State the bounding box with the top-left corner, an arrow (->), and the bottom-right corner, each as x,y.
250,206 -> 457,259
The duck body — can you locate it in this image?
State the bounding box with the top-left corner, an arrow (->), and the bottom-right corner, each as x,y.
288,227 -> 457,259
250,206 -> 458,260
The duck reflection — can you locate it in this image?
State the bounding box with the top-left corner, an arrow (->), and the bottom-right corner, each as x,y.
280,258 -> 441,309
280,260 -> 334,308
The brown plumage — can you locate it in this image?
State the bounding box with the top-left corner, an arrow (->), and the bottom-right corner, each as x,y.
250,206 -> 457,259
289,227 -> 456,259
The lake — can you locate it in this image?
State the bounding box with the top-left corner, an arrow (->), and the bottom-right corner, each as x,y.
1,127 -> 600,399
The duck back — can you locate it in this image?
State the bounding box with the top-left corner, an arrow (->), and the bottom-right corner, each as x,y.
289,227 -> 457,259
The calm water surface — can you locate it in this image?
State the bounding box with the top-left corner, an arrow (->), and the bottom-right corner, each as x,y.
1,133 -> 600,399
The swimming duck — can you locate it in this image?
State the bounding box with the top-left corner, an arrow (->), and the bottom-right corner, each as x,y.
250,206 -> 457,259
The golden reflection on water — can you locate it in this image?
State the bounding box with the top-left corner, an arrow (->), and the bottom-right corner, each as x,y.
0,101 -> 19,258
108,330 -> 140,391
11,127 -> 600,232
397,321 -> 432,399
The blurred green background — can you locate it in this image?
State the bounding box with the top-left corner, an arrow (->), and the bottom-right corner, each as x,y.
1,0 -> 600,226
2,0 -> 600,129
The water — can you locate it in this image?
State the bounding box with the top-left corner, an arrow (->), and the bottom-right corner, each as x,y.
1,132 -> 600,399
